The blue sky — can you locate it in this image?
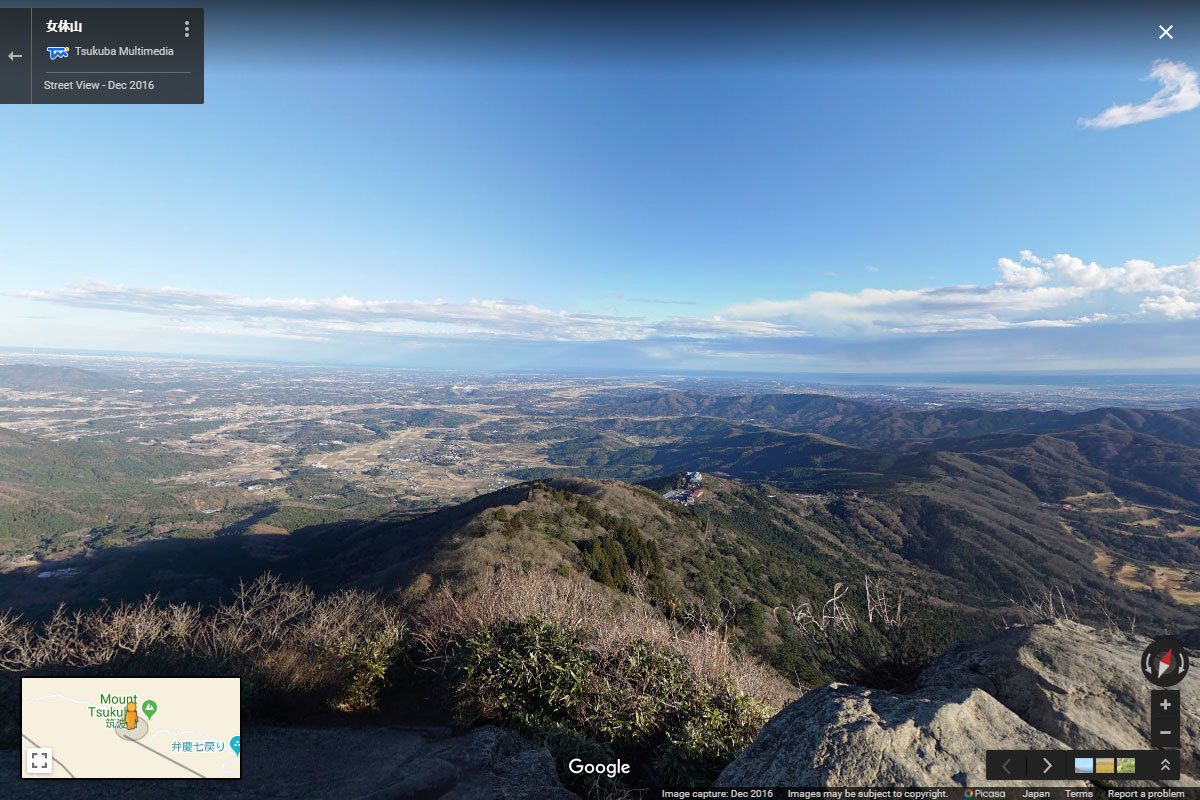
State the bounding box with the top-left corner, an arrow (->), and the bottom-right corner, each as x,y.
3,2 -> 1200,372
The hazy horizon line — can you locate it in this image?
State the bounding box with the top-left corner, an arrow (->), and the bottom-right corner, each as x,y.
5,345 -> 1200,383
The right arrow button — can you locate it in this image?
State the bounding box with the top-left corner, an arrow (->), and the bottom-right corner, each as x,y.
1028,751 -> 1065,780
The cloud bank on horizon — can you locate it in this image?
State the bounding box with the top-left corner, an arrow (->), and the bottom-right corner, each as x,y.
726,251 -> 1200,336
11,251 -> 1200,359
1080,59 -> 1200,129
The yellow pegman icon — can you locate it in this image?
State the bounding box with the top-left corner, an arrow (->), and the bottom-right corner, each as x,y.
125,702 -> 138,731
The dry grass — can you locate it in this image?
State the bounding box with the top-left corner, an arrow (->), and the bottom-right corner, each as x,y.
0,567 -> 789,709
2,565 -> 791,762
409,563 -> 794,709
0,574 -> 408,715
1,553 -> 802,799
403,564 -> 790,792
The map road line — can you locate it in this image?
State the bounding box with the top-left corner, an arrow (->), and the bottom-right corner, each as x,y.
127,737 -> 206,778
22,694 -> 89,705
22,733 -> 75,778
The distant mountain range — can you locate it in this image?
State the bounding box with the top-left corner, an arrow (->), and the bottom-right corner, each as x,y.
252,463 -> 1193,687
584,389 -> 1200,449
1,389 -> 1196,664
0,364 -> 132,392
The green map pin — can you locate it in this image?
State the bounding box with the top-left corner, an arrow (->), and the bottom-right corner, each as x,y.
142,700 -> 157,719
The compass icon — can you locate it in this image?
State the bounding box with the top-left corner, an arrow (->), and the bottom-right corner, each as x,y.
1141,637 -> 1190,687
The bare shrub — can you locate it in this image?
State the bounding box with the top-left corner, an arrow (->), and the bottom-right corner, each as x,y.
1003,584 -> 1079,626
0,574 -> 408,715
1001,583 -> 1139,635
780,575 -> 931,690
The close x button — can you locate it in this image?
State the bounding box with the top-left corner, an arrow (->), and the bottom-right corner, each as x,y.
986,750 -> 1027,780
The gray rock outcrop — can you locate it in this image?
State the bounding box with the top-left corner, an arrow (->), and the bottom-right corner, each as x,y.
1,724 -> 578,800
368,724 -> 578,800
718,619 -> 1197,788
917,619 -> 1199,779
716,683 -> 1078,787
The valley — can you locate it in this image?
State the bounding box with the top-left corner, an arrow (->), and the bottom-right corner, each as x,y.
1,360 -> 1198,643
2,358 -> 1199,791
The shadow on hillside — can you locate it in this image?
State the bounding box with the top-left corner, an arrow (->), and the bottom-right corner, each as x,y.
0,522 -> 365,619
0,483 -> 543,619
214,506 -> 279,536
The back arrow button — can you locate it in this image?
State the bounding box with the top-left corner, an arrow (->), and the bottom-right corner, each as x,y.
8,52 -> 23,61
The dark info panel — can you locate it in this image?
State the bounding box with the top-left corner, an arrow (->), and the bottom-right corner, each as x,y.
1,8 -> 203,103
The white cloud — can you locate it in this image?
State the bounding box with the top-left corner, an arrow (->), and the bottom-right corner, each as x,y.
12,250 -> 1200,349
627,297 -> 697,305
725,282 -> 1086,334
655,317 -> 804,338
1021,252 -> 1200,293
10,279 -> 807,344
1080,59 -> 1200,129
1139,295 -> 1200,319
996,257 -> 1050,288
865,265 -> 879,273
176,324 -> 330,342
725,250 -> 1200,333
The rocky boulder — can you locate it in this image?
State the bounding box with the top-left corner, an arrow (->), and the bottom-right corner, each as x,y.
718,619 -> 1198,788
715,683 -> 1078,787
367,725 -> 579,800
0,724 -> 578,800
917,619 -> 1199,780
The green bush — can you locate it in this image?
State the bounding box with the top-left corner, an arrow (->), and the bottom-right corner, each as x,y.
451,616 -> 769,791
321,627 -> 406,712
576,514 -> 675,608
653,685 -> 768,786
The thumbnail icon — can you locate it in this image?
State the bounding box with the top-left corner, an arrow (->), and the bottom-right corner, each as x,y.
46,46 -> 69,60
1074,757 -> 1094,774
1117,757 -> 1136,774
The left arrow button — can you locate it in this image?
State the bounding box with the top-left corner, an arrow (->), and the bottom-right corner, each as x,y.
7,52 -> 23,61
